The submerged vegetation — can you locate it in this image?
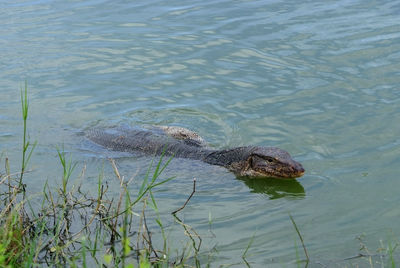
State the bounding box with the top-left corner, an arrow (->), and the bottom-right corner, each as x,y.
0,84 -> 399,267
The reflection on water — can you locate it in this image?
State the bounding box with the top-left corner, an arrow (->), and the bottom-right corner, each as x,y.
1,0 -> 400,266
238,177 -> 305,200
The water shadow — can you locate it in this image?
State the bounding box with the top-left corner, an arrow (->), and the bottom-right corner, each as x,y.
237,177 -> 305,200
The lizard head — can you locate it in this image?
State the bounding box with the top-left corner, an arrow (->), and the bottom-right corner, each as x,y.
231,147 -> 305,179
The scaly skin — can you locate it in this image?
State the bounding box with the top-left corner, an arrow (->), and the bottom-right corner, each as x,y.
86,126 -> 305,179
203,146 -> 304,178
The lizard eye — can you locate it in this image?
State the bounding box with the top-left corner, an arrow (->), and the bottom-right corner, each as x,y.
259,155 -> 276,163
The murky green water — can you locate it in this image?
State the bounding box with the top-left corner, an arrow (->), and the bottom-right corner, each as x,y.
1,0 -> 400,266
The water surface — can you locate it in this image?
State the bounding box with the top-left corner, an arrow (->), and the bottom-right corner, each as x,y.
1,0 -> 400,266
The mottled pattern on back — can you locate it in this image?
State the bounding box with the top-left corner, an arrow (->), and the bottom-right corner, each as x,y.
86,126 -> 211,159
85,126 -> 305,179
157,126 -> 207,147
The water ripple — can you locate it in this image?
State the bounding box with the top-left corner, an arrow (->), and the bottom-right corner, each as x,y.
1,0 -> 400,266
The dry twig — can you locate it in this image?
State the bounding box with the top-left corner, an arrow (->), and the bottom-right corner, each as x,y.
172,178 -> 196,214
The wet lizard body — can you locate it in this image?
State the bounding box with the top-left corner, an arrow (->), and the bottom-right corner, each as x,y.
86,126 -> 305,179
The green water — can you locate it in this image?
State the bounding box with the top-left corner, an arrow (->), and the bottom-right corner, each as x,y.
1,0 -> 400,266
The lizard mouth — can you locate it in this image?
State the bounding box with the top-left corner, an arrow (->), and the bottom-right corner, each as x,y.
241,152 -> 306,179
243,162 -> 305,179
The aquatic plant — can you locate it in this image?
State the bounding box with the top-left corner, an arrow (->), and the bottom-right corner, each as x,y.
0,83 -> 398,267
0,84 -> 202,267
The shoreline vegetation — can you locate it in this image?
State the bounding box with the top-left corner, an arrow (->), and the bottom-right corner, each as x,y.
1,84 -> 203,267
0,84 -> 398,267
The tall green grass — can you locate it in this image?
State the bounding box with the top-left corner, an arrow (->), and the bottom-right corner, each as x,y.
0,84 -> 202,267
19,81 -> 37,195
1,83 -> 399,267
